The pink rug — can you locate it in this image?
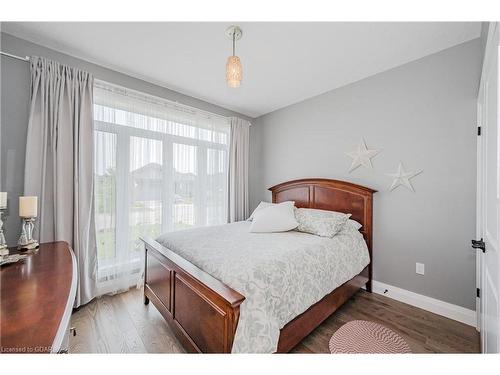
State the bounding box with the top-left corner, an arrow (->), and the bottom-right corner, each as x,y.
329,320 -> 411,354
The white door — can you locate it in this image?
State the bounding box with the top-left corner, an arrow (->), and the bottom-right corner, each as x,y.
477,22 -> 500,353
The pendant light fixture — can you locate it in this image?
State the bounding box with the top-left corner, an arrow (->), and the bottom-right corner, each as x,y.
225,25 -> 243,88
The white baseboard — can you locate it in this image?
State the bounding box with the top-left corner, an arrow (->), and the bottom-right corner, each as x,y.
368,280 -> 477,327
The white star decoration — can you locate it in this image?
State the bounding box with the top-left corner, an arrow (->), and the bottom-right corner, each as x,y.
346,139 -> 380,173
386,162 -> 423,192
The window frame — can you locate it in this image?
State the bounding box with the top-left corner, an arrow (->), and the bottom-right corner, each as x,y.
93,109 -> 229,281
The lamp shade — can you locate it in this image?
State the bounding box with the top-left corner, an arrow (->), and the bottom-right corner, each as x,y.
226,55 -> 242,88
19,196 -> 37,218
0,192 -> 6,209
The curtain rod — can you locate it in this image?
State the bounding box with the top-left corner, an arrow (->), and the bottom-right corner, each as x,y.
0,51 -> 29,62
95,79 -> 232,123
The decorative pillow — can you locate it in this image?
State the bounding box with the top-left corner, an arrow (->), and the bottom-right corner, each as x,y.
337,219 -> 363,235
294,208 -> 351,238
347,219 -> 363,231
248,200 -> 295,221
249,201 -> 298,233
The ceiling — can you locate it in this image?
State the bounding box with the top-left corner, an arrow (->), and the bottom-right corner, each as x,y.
1,22 -> 481,118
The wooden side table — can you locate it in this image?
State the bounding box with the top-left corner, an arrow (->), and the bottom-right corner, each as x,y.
0,241 -> 77,353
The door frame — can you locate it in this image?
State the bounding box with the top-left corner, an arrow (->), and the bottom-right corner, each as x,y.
476,94 -> 483,333
476,21 -> 499,353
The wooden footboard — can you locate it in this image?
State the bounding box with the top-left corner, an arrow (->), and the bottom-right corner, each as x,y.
142,236 -> 245,353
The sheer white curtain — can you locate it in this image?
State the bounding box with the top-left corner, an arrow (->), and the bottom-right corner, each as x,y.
93,81 -> 230,295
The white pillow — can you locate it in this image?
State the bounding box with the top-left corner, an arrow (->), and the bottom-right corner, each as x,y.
248,200 -> 295,221
248,201 -> 272,220
249,201 -> 298,233
294,208 -> 351,238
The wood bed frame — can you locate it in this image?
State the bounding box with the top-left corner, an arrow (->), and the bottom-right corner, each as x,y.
141,178 -> 376,353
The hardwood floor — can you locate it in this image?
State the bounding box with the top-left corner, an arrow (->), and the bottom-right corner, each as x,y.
69,289 -> 479,354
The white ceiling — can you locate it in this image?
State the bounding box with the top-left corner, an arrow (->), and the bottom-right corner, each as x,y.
2,22 -> 481,118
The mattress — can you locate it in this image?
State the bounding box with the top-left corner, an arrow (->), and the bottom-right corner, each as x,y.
156,221 -> 370,353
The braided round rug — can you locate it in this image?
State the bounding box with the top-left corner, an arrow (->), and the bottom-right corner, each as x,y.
329,320 -> 411,354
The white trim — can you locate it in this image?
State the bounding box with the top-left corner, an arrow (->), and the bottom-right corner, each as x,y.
479,22 -> 498,95
370,280 -> 477,327
95,120 -> 228,150
476,98 -> 483,332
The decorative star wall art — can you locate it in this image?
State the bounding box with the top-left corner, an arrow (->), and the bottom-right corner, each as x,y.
346,138 -> 381,173
386,162 -> 423,192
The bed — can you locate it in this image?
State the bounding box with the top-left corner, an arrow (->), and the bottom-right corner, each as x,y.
141,178 -> 376,353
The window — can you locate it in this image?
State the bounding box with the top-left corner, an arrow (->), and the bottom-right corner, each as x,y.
93,81 -> 230,293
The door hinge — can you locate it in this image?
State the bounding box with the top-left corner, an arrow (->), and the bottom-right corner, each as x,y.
472,238 -> 486,253
477,126 -> 481,136
477,288 -> 480,298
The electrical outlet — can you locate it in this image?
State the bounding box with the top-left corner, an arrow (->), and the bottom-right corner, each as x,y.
416,262 -> 425,275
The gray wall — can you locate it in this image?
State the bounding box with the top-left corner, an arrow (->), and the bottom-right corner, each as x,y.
0,32 -> 251,246
250,38 -> 482,309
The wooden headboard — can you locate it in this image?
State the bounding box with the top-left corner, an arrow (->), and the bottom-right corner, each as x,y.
269,178 -> 376,269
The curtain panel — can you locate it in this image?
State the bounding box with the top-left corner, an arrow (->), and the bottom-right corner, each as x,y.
24,56 -> 97,307
93,81 -> 231,295
228,117 -> 251,222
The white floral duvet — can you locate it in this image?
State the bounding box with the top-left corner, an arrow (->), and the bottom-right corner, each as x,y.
156,221 -> 370,353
